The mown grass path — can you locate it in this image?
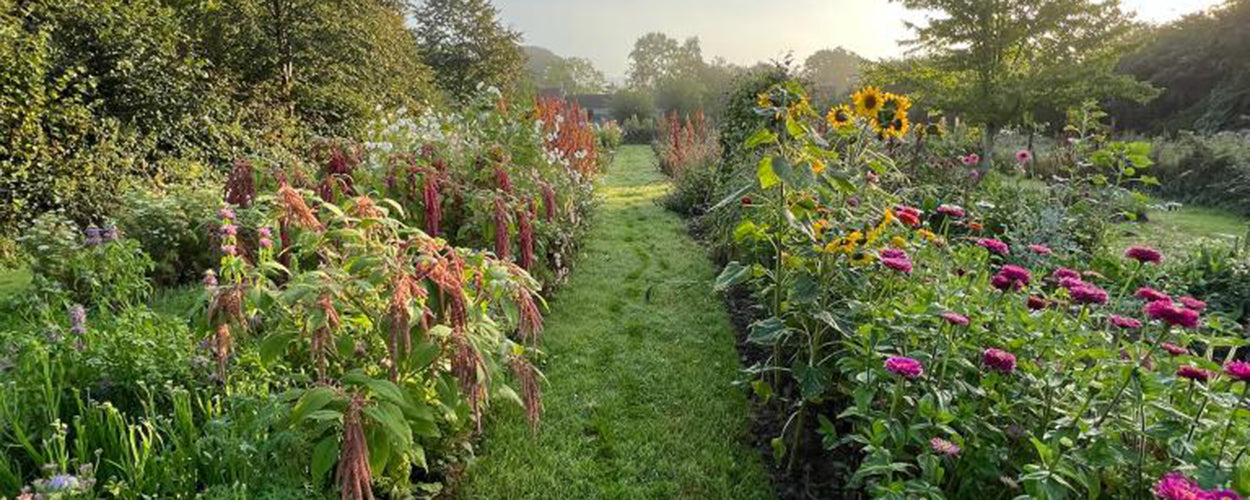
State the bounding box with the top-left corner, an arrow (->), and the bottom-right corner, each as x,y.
458,145 -> 772,499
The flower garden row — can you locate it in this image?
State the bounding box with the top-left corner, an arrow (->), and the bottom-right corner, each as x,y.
0,92 -> 616,499
709,81 -> 1250,498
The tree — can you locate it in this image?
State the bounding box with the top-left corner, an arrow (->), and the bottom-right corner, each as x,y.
541,56 -> 607,94
412,0 -> 524,99
883,0 -> 1157,158
626,32 -> 704,91
802,48 -> 864,107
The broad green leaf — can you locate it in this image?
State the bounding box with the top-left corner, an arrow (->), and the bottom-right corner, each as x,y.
714,261 -> 751,291
292,387 -> 339,426
749,317 -> 790,345
311,436 -> 339,482
758,156 -> 780,189
259,332 -> 294,365
744,128 -> 778,148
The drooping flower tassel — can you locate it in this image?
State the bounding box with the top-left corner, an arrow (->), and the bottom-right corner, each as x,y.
508,354 -> 543,431
450,327 -> 487,431
494,166 -> 513,195
540,182 -> 556,222
423,172 -> 441,236
336,395 -> 374,500
517,203 -> 534,270
494,196 -> 511,260
516,286 -> 543,344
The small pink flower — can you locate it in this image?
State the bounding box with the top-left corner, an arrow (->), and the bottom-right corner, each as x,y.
880,249 -> 907,260
885,356 -> 923,379
258,227 -> 273,238
1058,276 -> 1086,290
259,237 -> 273,249
1027,244 -> 1052,255
936,204 -> 965,218
998,265 -> 1031,285
1135,287 -> 1171,302
221,245 -> 237,256
1177,365 -> 1215,383
1070,284 -> 1108,305
1108,314 -> 1142,329
961,154 -> 980,166
1125,246 -> 1163,264
940,311 -> 969,327
930,437 -> 960,457
881,257 -> 913,274
1162,343 -> 1189,356
982,348 -> 1017,373
218,207 -> 236,220
1225,361 -> 1250,382
1146,300 -> 1201,329
977,238 -> 1009,256
1180,296 -> 1207,311
1015,149 -> 1033,163
220,224 -> 238,236
1052,267 -> 1080,280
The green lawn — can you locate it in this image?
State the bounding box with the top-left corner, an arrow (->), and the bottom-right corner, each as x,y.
1111,204 -> 1249,256
456,145 -> 772,499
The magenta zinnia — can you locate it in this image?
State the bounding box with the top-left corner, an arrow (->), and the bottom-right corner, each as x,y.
1153,472 -> 1202,500
880,249 -> 907,260
1108,314 -> 1143,330
998,265 -> 1031,285
976,238 -> 1009,255
1135,287 -> 1171,302
940,311 -> 969,327
1177,365 -> 1215,383
1070,284 -> 1108,305
1125,246 -> 1163,264
1027,244 -> 1052,255
1052,267 -> 1080,280
1146,300 -> 1201,329
1225,361 -> 1250,382
881,257 -> 913,274
1180,296 -> 1207,311
885,356 -> 923,379
982,348 -> 1017,373
1162,343 -> 1189,356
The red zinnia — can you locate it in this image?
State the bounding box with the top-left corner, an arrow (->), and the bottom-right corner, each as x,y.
982,348 -> 1017,373
1145,300 -> 1201,329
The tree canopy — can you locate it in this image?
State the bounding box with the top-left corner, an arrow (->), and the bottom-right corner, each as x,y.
412,0 -> 524,99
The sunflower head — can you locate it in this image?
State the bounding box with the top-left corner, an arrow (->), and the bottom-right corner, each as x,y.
882,93 -> 911,118
880,116 -> 910,140
853,87 -> 885,118
827,105 -> 855,129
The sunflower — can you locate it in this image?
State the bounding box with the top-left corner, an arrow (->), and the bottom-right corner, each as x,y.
850,251 -> 876,267
883,93 -> 912,116
826,105 -> 855,129
881,116 -> 910,140
853,87 -> 885,118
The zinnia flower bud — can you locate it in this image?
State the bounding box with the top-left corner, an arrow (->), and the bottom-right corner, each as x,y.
1027,295 -> 1048,310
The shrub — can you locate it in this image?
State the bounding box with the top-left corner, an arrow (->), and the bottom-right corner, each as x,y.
621,115 -> 655,144
654,111 -> 721,215
17,212 -> 153,308
115,182 -> 223,286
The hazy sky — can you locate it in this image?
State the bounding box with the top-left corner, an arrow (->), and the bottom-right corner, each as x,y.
493,0 -> 1224,80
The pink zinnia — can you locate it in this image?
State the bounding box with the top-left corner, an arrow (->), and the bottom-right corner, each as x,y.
1180,296 -> 1207,311
1070,285 -> 1109,305
1015,149 -> 1033,163
895,206 -> 922,227
961,153 -> 980,166
1125,246 -> 1163,264
930,437 -> 960,457
936,204 -> 965,218
1027,295 -> 1049,310
1225,361 -> 1250,382
880,249 -> 908,260
1136,287 -> 1171,302
940,311 -> 970,327
1058,277 -> 1086,290
885,356 -> 923,379
998,265 -> 1031,285
882,257 -> 913,274
982,348 -> 1017,373
1027,244 -> 1052,255
991,274 -> 1022,292
1108,314 -> 1143,329
1153,472 -> 1202,500
1052,267 -> 1080,280
1146,300 -> 1201,329
1162,343 -> 1189,356
977,238 -> 1009,255
1177,365 -> 1215,383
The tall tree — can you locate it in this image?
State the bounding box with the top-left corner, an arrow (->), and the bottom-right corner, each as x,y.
541,56 -> 607,94
802,47 -> 864,107
626,32 -> 704,91
412,0 -> 524,99
882,0 -> 1156,157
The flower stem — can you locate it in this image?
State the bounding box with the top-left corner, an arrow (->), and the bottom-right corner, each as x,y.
1217,383 -> 1250,469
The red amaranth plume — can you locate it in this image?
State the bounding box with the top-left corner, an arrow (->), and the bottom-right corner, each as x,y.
508,354 -> 543,431
336,395 -> 374,500
423,172 -> 441,236
516,286 -> 543,343
450,327 -> 488,430
224,158 -> 256,208
517,204 -> 534,270
494,196 -> 511,260
540,182 -> 556,221
494,166 -> 513,195
277,183 -> 325,231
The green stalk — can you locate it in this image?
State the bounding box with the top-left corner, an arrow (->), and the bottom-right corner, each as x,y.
1217,383 -> 1250,469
